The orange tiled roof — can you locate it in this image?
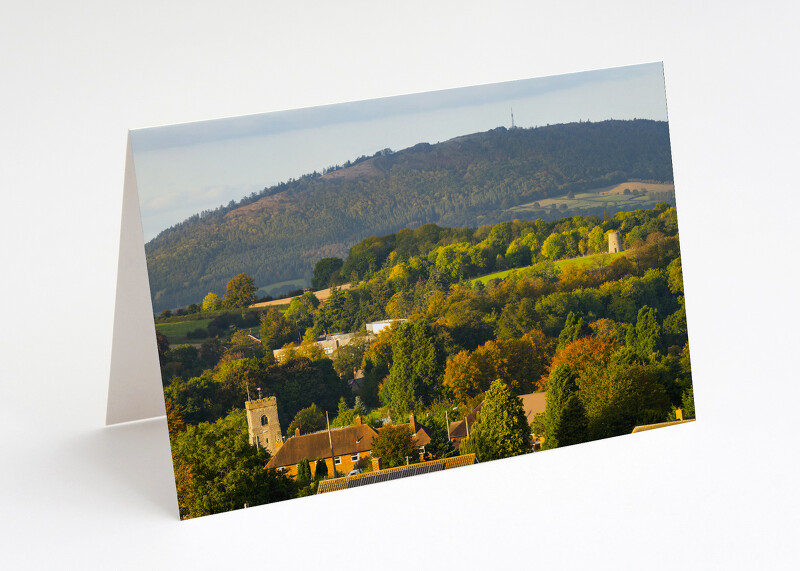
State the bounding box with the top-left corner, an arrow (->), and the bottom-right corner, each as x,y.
267,424 -> 378,469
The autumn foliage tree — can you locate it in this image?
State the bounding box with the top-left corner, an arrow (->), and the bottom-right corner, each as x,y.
444,330 -> 551,403
223,273 -> 258,309
202,292 -> 221,312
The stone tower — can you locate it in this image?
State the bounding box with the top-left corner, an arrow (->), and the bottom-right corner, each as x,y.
245,396 -> 283,455
608,231 -> 622,254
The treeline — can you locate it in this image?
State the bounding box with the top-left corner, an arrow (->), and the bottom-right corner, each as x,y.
146,120 -> 673,311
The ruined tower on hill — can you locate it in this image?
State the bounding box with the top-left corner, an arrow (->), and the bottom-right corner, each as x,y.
245,396 -> 283,455
608,231 -> 622,254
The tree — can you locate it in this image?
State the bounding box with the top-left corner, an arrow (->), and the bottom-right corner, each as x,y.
170,409 -> 296,519
284,291 -> 319,331
556,312 -> 592,350
286,403 -> 326,436
223,273 -> 257,309
202,292 -> 221,312
541,232 -> 565,260
443,330 -> 551,403
542,364 -> 587,449
155,330 -> 170,367
459,379 -> 531,461
330,396 -> 357,428
626,305 -> 663,358
314,458 -> 328,480
379,320 -> 446,416
331,333 -> 370,378
312,257 -> 344,289
296,458 -> 312,487
259,309 -> 298,351
371,424 -> 417,468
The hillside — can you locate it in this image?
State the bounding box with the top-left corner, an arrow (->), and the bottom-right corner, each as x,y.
146,119 -> 674,311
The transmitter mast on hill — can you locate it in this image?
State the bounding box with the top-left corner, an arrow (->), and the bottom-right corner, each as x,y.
510,107 -> 516,129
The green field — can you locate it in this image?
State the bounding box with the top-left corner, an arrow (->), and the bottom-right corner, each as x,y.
472,251 -> 625,285
507,181 -> 675,218
256,278 -> 308,298
156,318 -> 213,344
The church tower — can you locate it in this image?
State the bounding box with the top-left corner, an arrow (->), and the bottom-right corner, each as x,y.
245,396 -> 283,455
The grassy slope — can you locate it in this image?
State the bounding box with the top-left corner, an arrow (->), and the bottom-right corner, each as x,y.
472,251 -> 625,285
156,318 -> 213,344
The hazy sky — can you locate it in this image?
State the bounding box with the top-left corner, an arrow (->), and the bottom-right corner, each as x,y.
131,62 -> 668,241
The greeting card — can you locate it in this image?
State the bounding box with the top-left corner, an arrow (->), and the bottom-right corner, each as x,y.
109,62 -> 694,519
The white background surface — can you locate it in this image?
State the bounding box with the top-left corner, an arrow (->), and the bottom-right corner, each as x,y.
1,1 -> 798,569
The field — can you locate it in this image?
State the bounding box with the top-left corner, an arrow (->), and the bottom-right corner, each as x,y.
472,251 -> 625,285
255,278 -> 308,298
250,283 -> 352,309
507,181 -> 675,218
156,318 -> 213,344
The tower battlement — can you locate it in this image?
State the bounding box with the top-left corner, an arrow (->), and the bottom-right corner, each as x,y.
245,396 -> 277,410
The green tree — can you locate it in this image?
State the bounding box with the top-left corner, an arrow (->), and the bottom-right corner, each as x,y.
286,403 -> 326,436
541,232 -> 566,260
371,424 -> 417,469
223,273 -> 258,309
314,458 -> 328,480
296,458 -> 312,487
626,305 -> 663,358
202,292 -> 221,312
259,309 -> 298,351
556,312 -> 592,350
312,257 -> 344,289
460,379 -> 531,461
379,319 -> 446,416
330,396 -> 357,428
331,333 -> 370,378
284,291 -> 319,331
171,409 -> 296,519
542,364 -> 587,449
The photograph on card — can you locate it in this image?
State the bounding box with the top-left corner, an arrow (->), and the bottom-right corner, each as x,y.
131,61 -> 694,519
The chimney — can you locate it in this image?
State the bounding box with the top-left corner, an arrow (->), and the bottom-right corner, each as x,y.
409,413 -> 416,433
355,416 -> 362,425
371,456 -> 382,472
676,408 -> 684,421
295,428 -> 301,437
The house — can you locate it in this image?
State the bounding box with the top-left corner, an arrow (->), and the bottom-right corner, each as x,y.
316,453 -> 478,495
266,418 -> 378,478
365,318 -> 407,335
265,413 -> 432,478
393,413 -> 433,458
448,404 -> 482,450
273,331 -> 356,361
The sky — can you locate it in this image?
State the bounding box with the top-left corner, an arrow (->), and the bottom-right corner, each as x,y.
130,62 -> 668,242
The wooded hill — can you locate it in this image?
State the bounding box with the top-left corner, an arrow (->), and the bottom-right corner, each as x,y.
146,119 -> 674,311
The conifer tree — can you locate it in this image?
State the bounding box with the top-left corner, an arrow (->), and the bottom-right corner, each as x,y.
460,379 -> 531,461
296,458 -> 312,487
626,306 -> 663,358
543,364 -> 588,449
314,458 -> 328,480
